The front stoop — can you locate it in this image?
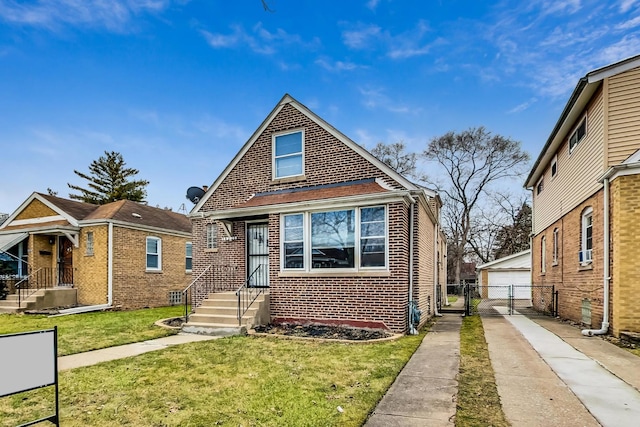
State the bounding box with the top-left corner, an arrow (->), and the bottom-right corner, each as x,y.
0,288 -> 78,313
182,291 -> 269,336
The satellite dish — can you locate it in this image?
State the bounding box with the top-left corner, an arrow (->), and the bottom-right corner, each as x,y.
186,186 -> 206,204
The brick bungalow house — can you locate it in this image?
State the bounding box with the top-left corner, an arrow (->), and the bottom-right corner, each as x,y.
0,192 -> 192,312
525,54 -> 640,337
187,94 -> 446,334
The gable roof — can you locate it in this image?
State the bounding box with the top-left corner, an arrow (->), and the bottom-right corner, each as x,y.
477,249 -> 531,270
525,54 -> 640,188
191,94 -> 421,214
0,193 -> 190,234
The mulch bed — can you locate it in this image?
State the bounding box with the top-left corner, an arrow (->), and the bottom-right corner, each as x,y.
253,323 -> 393,341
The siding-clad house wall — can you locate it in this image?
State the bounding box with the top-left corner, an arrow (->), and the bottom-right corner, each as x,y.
608,66 -> 640,165
532,87 -> 605,235
414,201 -> 435,317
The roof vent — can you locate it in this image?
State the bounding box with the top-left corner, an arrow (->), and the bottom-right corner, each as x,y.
132,213 -> 142,218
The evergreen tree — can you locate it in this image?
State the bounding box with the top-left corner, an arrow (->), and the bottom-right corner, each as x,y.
68,151 -> 149,204
492,203 -> 532,259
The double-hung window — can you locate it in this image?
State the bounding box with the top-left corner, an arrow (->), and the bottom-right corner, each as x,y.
282,206 -> 387,272
273,131 -> 303,179
552,228 -> 559,265
569,117 -> 587,152
146,236 -> 161,271
580,207 -> 593,264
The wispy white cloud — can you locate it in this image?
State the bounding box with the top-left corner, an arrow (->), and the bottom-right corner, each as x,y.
366,0 -> 380,12
358,86 -> 421,114
507,98 -> 538,114
201,21 -> 319,55
342,23 -> 381,49
615,14 -> 640,29
619,0 -> 638,13
0,0 -> 173,32
315,57 -> 361,72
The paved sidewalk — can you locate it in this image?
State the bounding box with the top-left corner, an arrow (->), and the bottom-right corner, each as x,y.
365,314 -> 461,426
58,333 -> 219,371
485,314 -> 640,427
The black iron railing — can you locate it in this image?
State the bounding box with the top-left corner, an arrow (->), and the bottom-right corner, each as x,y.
236,265 -> 267,326
182,264 -> 239,323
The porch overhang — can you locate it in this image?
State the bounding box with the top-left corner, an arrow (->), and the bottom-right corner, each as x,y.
0,232 -> 29,253
3,224 -> 82,248
192,191 -> 414,221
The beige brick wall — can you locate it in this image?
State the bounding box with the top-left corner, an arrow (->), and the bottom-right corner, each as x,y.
74,225 -> 109,305
532,190 -> 605,329
610,174 -> 640,335
111,226 -> 191,309
16,199 -> 57,220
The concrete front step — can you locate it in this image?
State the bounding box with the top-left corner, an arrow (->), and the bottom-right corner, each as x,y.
187,313 -> 254,326
193,306 -> 259,317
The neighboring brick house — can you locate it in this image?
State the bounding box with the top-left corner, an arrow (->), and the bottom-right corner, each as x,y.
189,94 -> 446,334
0,192 -> 192,311
525,54 -> 640,337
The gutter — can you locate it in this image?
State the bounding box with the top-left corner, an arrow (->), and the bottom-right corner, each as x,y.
52,222 -> 114,317
582,177 -> 610,336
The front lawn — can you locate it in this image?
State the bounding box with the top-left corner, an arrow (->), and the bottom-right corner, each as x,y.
0,306 -> 183,356
0,330 -> 426,426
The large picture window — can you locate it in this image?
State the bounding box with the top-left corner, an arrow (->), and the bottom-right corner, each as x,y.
281,206 -> 387,272
274,131 -> 303,179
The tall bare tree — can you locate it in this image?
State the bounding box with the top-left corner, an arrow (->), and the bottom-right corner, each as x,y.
370,141 -> 422,180
68,151 -> 149,205
423,127 -> 530,284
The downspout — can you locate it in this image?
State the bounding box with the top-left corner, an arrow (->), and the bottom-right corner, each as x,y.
434,222 -> 442,315
54,222 -> 114,316
408,199 -> 418,335
582,178 -> 610,336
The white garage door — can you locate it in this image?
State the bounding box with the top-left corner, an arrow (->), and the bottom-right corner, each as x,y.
487,270 -> 531,299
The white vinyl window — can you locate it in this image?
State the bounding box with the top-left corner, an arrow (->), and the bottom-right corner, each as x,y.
206,224 -> 218,250
146,236 -> 162,271
569,117 -> 587,152
541,236 -> 546,273
552,228 -> 559,265
186,242 -> 192,272
281,206 -> 387,272
580,207 -> 593,265
273,130 -> 304,179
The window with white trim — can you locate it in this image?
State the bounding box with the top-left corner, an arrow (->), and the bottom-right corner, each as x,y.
569,117 -> 587,152
273,131 -> 303,179
146,236 -> 162,271
85,231 -> 94,256
206,224 -> 217,250
551,155 -> 558,178
185,242 -> 192,272
281,206 -> 387,272
541,236 -> 546,273
536,177 -> 544,195
580,207 -> 593,265
552,228 -> 559,265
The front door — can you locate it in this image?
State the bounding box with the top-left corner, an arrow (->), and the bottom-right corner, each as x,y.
58,237 -> 74,285
247,223 -> 269,288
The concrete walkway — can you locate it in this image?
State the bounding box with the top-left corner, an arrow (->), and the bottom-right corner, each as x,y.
485,313 -> 640,427
365,314 -> 461,426
58,333 -> 219,371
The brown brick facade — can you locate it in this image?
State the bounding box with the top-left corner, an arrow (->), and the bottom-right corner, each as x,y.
191,97 -> 441,334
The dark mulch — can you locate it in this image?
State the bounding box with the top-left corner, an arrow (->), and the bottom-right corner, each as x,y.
163,317 -> 186,327
253,323 -> 393,341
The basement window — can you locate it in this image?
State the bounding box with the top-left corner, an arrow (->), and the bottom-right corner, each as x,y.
169,291 -> 183,306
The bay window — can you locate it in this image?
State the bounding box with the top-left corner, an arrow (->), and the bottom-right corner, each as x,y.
282,206 -> 387,272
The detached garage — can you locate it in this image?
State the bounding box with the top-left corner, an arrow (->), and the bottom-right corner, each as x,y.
477,250 -> 531,300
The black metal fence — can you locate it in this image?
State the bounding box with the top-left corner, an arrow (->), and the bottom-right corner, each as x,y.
464,284 -> 558,317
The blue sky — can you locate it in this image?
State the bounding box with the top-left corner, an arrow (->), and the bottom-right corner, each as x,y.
1,0 -> 639,214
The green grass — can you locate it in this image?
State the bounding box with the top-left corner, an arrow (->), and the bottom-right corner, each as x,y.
0,330 -> 427,426
447,295 -> 458,304
0,306 -> 183,356
456,315 -> 509,427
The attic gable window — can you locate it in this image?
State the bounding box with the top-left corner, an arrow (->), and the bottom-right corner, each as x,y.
273,130 -> 304,179
569,117 -> 587,152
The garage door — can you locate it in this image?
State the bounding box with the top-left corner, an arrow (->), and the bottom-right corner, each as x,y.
487,271 -> 531,299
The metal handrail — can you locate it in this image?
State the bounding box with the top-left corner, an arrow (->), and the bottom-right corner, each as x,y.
235,265 -> 264,326
15,268 -> 43,308
182,265 -> 212,323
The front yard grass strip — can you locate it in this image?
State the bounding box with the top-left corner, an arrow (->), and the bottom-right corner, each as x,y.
456,315 -> 509,427
1,330 -> 426,427
0,306 -> 183,356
